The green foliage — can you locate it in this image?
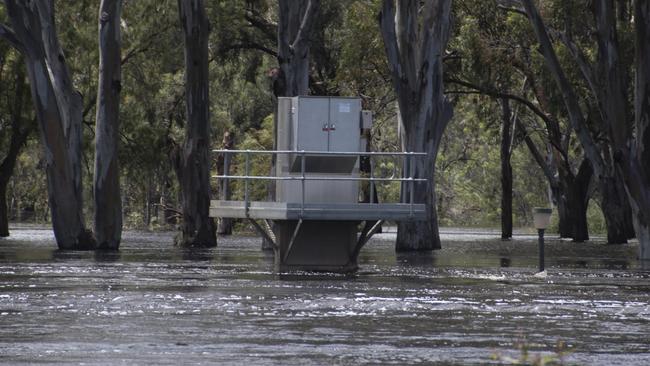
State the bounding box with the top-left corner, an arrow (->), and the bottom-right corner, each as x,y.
230,114 -> 274,203
0,0 -> 631,235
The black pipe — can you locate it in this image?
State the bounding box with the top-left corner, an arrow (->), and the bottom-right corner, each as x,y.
538,228 -> 545,272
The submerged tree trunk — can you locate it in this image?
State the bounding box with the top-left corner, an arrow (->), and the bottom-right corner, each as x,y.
625,1 -> 650,260
175,0 -> 216,247
562,159 -> 592,242
93,0 -> 123,250
0,63 -> 32,237
500,98 -> 513,240
599,175 -> 634,244
522,0 -> 637,246
2,1 -> 94,249
380,0 -> 454,251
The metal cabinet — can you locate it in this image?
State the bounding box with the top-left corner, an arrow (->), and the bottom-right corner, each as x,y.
294,97 -> 361,152
277,96 -> 362,204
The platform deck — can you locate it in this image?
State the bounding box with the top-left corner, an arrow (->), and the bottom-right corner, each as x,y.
209,200 -> 426,221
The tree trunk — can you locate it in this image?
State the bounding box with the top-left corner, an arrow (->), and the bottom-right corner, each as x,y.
276,0 -> 320,97
0,182 -> 9,237
264,1 -> 320,249
381,0 -> 454,251
553,183 -> 573,238
500,98 -> 513,240
93,0 -> 123,250
38,1 -> 85,210
523,0 -> 640,246
630,1 -> 650,260
562,159 -> 592,242
599,176 -> 630,244
0,61 -> 32,237
2,1 -> 94,250
176,0 -> 216,247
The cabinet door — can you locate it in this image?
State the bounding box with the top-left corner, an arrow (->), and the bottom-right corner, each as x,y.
296,98 -> 329,151
328,98 -> 361,152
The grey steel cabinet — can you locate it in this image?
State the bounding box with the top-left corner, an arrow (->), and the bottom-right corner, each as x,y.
277,96 -> 362,204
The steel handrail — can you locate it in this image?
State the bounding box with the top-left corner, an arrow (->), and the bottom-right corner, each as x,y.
213,149 -> 428,218
211,175 -> 426,183
212,149 -> 427,157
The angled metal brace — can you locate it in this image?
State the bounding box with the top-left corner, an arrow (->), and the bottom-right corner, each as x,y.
248,218 -> 277,249
264,219 -> 277,243
283,219 -> 303,263
353,220 -> 384,259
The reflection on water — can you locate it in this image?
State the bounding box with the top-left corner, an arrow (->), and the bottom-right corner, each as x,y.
0,227 -> 649,365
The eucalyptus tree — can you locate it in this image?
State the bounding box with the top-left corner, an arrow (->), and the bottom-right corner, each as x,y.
450,0 -> 622,242
93,0 -> 123,249
379,0 -> 454,251
276,0 -> 321,97
175,0 -> 216,247
0,0 -> 95,249
521,0 -> 649,257
520,0 -> 634,244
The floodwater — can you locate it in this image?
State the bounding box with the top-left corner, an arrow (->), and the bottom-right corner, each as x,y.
1,226 -> 649,365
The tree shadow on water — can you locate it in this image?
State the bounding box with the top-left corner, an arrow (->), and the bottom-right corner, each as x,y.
181,248 -> 215,262
396,251 -> 437,268
94,249 -> 122,262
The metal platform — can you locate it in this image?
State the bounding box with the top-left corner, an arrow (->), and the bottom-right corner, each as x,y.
209,200 -> 426,221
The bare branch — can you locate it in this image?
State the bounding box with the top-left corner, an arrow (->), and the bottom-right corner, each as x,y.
521,0 -> 605,176
0,23 -> 24,53
497,5 -> 527,17
244,11 -> 276,43
446,78 -> 554,126
519,123 -> 558,184
557,31 -> 599,100
220,42 -> 278,58
379,0 -> 404,102
291,0 -> 320,50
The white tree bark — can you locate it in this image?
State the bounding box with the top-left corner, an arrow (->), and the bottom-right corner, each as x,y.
94,0 -> 123,249
175,0 -> 217,247
380,0 -> 453,251
2,0 -> 94,249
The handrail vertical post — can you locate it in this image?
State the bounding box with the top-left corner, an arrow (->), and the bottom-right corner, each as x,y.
409,153 -> 415,217
301,150 -> 306,217
402,154 -> 407,204
369,154 -> 375,204
223,150 -> 230,200
244,150 -> 250,216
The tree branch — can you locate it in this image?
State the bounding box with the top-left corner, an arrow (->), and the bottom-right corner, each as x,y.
220,42 -> 278,58
379,0 -> 404,104
0,23 -> 24,53
521,0 -> 605,176
291,0 -> 320,51
519,123 -> 557,185
497,5 -> 527,17
446,77 -> 554,126
244,11 -> 276,43
557,31 -> 600,101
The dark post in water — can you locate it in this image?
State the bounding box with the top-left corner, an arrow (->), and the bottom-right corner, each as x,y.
533,208 -> 552,273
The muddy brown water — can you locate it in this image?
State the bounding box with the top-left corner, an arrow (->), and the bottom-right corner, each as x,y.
1,227 -> 649,365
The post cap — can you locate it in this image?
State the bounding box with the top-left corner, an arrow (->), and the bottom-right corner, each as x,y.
532,207 -> 552,229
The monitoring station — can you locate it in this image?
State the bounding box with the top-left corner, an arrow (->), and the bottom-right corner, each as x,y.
210,96 -> 427,272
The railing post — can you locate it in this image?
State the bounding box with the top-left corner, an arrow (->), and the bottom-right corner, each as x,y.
369,154 -> 375,204
409,153 -> 415,217
301,150 -> 306,218
244,150 -> 250,216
